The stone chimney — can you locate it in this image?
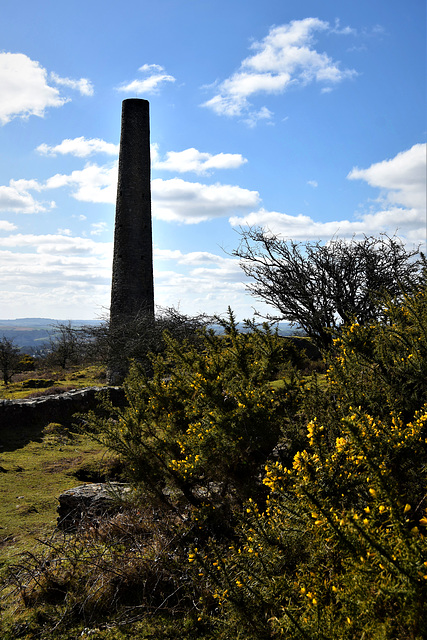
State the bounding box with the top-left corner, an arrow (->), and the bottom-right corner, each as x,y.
108,99 -> 155,383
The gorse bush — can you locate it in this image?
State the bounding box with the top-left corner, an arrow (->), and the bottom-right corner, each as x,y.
3,292 -> 427,639
195,290 -> 427,639
199,408 -> 427,639
327,287 -> 427,421
84,311 -> 304,534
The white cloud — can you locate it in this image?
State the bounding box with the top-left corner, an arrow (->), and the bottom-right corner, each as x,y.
0,230 -> 254,319
0,52 -> 67,125
0,179 -> 53,214
90,221 -> 108,235
37,137 -> 119,158
50,72 -> 94,96
45,163 -> 118,204
230,143 -> 427,246
0,232 -> 111,256
139,64 -> 164,73
0,233 -> 113,318
36,161 -> 259,223
203,18 -> 357,121
151,177 -> 260,223
0,220 -> 17,232
347,143 -> 426,211
154,147 -> 247,174
153,249 -> 253,317
155,248 -> 235,267
229,208 -> 368,239
117,64 -> 176,95
307,180 -> 318,188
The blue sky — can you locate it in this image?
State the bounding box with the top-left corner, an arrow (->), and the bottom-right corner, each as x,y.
0,0 -> 425,320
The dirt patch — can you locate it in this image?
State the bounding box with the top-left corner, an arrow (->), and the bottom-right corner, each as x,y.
0,534 -> 15,548
42,456 -> 84,474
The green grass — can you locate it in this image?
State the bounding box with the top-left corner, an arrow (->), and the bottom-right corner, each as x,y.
0,426 -> 217,640
0,364 -> 106,400
0,432 -> 108,572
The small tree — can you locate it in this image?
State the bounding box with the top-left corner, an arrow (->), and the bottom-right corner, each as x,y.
0,337 -> 21,385
48,322 -> 87,369
233,230 -> 423,350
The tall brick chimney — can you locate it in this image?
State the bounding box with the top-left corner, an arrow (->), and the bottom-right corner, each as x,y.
108,99 -> 154,383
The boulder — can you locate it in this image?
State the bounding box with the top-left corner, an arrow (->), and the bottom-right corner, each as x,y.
57,482 -> 131,530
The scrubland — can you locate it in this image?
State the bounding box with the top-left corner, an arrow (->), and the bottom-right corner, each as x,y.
0,293 -> 426,639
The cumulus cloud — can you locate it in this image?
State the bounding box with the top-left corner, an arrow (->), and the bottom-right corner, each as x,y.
202,18 -> 357,121
0,179 -> 54,214
230,143 -> 426,245
153,248 -> 251,317
0,52 -> 67,124
34,161 -> 259,223
0,231 -> 252,319
117,64 -> 176,95
151,177 -> 260,223
45,163 -> 118,204
37,137 -> 119,158
347,143 -> 426,211
153,147 -> 247,174
0,232 -> 111,256
155,248 -> 236,267
0,232 -> 113,318
50,72 -> 94,96
0,220 -> 17,232
229,209 -> 368,239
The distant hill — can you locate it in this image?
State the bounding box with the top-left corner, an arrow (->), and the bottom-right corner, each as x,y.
0,318 -> 296,351
0,318 -> 100,328
0,318 -> 102,351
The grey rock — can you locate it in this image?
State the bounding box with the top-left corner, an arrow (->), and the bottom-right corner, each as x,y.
57,482 -> 132,530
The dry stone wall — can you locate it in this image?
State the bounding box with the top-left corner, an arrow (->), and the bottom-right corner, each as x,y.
0,387 -> 125,431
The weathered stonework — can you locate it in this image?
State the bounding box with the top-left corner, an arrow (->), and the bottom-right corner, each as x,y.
109,98 -> 155,383
0,387 -> 125,432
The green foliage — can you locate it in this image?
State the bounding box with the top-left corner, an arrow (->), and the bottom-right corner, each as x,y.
327,287 -> 427,420
85,311 -> 303,530
4,291 -> 427,639
196,290 -> 427,639
18,353 -> 36,372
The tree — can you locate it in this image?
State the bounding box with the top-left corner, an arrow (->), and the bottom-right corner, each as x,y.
0,337 -> 21,385
233,230 -> 424,350
48,322 -> 88,369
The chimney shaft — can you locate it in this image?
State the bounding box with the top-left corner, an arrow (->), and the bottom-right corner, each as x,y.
110,98 -> 154,322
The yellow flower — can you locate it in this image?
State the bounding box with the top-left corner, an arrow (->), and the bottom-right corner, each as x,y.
336,437 -> 347,452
